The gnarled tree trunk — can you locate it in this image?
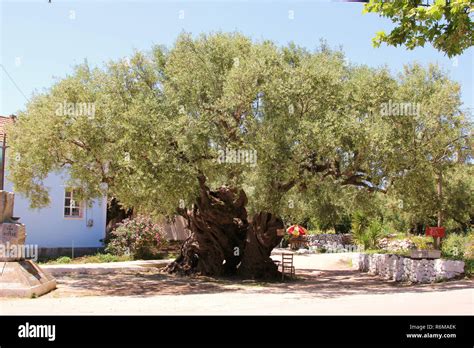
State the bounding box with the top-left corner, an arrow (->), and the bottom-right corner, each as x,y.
165,177 -> 283,279
237,212 -> 283,279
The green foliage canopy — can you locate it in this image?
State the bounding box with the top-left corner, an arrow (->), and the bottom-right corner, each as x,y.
7,33 -> 472,230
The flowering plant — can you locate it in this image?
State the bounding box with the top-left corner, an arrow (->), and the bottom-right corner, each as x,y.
106,215 -> 168,259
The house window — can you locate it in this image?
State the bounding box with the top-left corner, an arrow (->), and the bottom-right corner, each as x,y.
64,189 -> 83,218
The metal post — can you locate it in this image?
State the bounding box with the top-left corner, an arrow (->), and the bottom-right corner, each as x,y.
0,133 -> 6,191
435,171 -> 443,250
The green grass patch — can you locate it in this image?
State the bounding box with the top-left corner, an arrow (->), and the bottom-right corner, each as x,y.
40,253 -> 133,265
361,248 -> 409,257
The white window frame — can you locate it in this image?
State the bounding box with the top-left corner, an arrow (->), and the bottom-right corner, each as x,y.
64,188 -> 83,219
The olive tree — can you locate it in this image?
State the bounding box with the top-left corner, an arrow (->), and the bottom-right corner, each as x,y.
7,33 -> 470,278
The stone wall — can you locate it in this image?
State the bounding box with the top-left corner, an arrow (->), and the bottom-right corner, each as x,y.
352,253 -> 465,283
306,234 -> 352,249
377,237 -> 416,252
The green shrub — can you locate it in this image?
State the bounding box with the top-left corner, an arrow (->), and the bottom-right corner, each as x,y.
366,220 -> 386,248
441,232 -> 474,260
351,211 -> 370,237
410,235 -> 433,250
465,242 -> 474,260
363,249 -> 388,255
306,228 -> 335,235
352,218 -> 387,250
42,253 -> 132,265
74,253 -> 133,263
305,229 -> 322,235
54,256 -> 72,264
281,233 -> 291,247
334,215 -> 352,234
464,259 -> 474,277
106,215 -> 168,260
355,230 -> 372,250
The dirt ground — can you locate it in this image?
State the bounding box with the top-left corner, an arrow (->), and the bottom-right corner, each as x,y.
0,253 -> 472,315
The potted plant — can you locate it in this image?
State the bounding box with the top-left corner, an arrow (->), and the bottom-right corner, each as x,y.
410,227 -> 444,259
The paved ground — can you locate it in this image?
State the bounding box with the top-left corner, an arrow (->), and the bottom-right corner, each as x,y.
0,252 -> 472,315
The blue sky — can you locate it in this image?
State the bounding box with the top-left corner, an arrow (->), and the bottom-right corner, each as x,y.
0,0 -> 472,116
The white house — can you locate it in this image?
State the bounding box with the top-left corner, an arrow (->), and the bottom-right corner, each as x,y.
0,115 -> 107,255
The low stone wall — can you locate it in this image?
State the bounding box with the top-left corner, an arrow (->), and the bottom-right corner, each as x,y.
352,253 -> 465,283
306,234 -> 352,248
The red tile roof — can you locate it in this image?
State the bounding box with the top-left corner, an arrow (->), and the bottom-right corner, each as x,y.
0,116 -> 15,140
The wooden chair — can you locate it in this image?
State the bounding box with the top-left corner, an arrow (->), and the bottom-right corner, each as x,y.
280,253 -> 295,280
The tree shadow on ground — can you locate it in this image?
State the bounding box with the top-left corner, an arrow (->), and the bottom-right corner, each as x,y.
50,266 -> 473,299
248,268 -> 474,299
51,271 -> 240,297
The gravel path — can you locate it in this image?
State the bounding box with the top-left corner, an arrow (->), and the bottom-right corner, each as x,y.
1,253 -> 472,315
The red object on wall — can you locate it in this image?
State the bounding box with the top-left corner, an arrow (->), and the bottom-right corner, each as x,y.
425,227 -> 446,238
